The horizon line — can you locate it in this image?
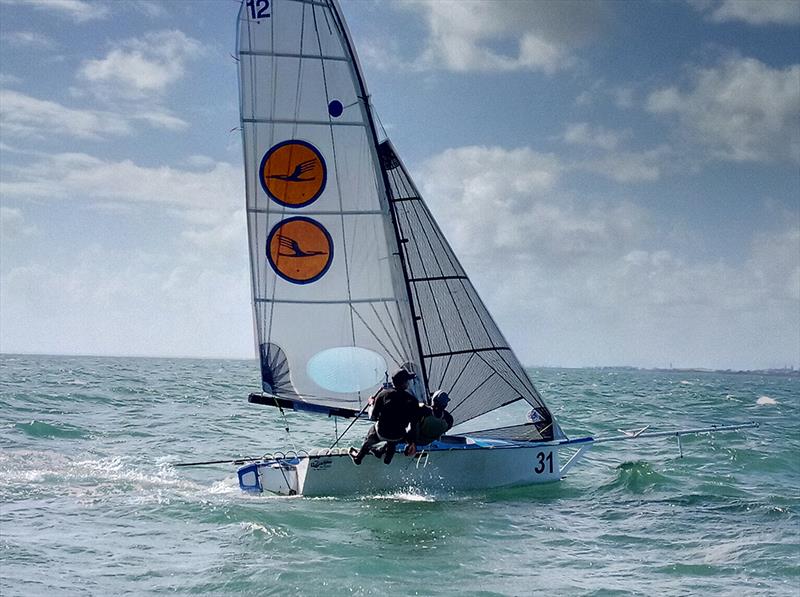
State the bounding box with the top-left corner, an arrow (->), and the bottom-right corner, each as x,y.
1,351 -> 796,373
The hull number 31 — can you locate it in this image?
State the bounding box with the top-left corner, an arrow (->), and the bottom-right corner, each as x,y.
246,0 -> 271,19
535,451 -> 553,474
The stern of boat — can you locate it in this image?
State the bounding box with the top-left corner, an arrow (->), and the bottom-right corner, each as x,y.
238,455 -> 309,496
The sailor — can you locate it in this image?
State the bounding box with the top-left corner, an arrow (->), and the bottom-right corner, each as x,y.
411,390 -> 454,449
350,368 -> 420,465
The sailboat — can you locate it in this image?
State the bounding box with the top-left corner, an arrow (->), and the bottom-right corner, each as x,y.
230,0 -> 756,497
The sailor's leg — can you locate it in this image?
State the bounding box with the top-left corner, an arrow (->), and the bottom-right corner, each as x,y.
352,425 -> 380,464
382,441 -> 398,464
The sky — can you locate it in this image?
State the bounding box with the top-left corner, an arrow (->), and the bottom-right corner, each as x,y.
0,0 -> 798,370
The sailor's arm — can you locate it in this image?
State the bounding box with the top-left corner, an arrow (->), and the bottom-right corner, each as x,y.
369,393 -> 383,421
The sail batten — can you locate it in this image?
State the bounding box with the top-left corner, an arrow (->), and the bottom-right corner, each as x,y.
239,50 -> 352,62
254,297 -> 398,305
247,208 -> 385,215
242,117 -> 367,127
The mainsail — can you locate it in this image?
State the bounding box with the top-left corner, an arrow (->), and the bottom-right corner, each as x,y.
237,0 -> 424,409
238,0 -> 558,441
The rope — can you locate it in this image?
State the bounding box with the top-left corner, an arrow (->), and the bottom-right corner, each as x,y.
274,396 -> 298,453
329,398 -> 373,450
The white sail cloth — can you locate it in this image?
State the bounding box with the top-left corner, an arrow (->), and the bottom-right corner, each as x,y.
238,0 -> 423,408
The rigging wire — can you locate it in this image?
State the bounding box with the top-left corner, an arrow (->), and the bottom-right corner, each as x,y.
329,400 -> 372,450
374,109 -> 389,142
274,397 -> 298,453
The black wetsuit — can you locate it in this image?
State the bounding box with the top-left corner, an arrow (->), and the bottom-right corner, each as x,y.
353,388 -> 419,464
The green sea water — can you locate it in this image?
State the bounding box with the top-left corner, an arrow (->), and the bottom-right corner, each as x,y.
1,354 -> 798,595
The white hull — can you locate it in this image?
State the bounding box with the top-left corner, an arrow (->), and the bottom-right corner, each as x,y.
239,441 -> 561,497
233,423 -> 759,497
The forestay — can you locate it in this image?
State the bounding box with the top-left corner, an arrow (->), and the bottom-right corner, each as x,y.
379,142 -> 559,441
237,0 -> 424,408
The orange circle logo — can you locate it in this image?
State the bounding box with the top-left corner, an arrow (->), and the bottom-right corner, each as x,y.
260,140 -> 327,208
267,217 -> 334,284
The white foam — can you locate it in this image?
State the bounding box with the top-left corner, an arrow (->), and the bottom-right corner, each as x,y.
0,450 -> 237,505
362,488 -> 438,502
239,522 -> 290,537
756,396 -> 777,405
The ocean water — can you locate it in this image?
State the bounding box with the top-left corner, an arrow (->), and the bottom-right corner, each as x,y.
1,354 -> 798,596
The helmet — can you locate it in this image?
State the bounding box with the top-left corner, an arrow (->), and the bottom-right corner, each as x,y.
431,390 -> 450,407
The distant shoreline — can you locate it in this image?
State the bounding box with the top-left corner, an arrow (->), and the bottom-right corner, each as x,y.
531,365 -> 799,378
2,352 -> 797,377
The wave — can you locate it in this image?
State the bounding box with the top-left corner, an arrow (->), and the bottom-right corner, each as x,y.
14,420 -> 91,440
599,460 -> 674,494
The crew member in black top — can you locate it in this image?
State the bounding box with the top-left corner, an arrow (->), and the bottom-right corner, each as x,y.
350,368 -> 420,465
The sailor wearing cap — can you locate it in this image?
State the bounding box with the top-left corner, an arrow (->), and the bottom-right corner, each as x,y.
350,368 -> 420,465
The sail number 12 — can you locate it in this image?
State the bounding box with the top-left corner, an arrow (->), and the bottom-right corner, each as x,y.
246,0 -> 271,19
535,451 -> 553,474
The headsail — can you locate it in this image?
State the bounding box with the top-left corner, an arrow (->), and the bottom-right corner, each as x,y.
379,142 -> 559,441
237,0 -> 425,408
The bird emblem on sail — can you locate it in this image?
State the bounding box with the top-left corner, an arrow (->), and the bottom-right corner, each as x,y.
267,159 -> 317,183
267,217 -> 333,284
260,140 -> 327,208
277,236 -> 327,258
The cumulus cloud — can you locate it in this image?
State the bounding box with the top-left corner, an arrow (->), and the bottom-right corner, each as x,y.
647,56 -> 800,163
0,206 -> 38,240
3,30 -> 56,50
0,74 -> 21,86
0,246 -> 253,358
0,89 -> 132,139
560,123 -> 666,182
129,0 -> 167,18
181,208 -> 248,266
79,30 -> 202,100
130,109 -> 188,131
417,145 -> 646,268
0,151 -> 248,358
0,151 -> 241,213
0,0 -> 108,22
563,122 -> 626,150
414,145 -> 799,369
575,82 -> 636,109
693,0 -> 800,25
369,0 -> 609,73
581,147 -> 669,183
0,90 -> 188,139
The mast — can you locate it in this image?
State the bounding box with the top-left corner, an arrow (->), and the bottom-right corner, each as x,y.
327,0 -> 430,397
